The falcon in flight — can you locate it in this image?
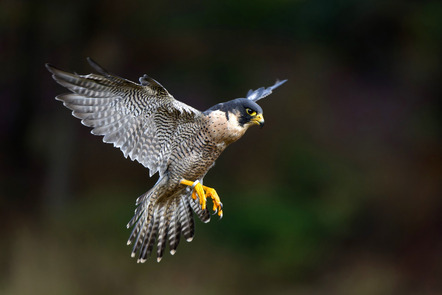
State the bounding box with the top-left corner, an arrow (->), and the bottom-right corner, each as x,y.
46,58 -> 286,262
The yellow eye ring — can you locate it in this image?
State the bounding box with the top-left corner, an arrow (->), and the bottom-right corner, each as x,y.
246,108 -> 256,116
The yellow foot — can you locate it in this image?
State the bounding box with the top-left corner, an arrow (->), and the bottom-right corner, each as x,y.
180,179 -> 223,217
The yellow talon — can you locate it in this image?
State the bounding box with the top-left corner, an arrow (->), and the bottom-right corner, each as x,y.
180,179 -> 223,217
204,187 -> 223,217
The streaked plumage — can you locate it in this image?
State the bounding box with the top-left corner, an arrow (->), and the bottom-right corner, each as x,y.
46,58 -> 286,262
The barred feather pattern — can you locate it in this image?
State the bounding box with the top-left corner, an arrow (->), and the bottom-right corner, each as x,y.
46,60 -> 201,178
126,177 -> 211,262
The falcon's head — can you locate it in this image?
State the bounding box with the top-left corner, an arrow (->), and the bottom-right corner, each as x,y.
205,98 -> 264,130
225,98 -> 265,128
205,79 -> 286,129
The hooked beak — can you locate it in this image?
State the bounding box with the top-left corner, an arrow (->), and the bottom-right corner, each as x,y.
251,113 -> 265,128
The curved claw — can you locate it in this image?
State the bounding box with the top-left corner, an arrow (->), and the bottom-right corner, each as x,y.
216,203 -> 223,219
180,179 -> 224,218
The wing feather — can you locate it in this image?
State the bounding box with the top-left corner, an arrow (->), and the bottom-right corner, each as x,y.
47,59 -> 202,177
246,79 -> 287,102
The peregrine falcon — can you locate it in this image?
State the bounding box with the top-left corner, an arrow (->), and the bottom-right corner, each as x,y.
46,58 -> 286,262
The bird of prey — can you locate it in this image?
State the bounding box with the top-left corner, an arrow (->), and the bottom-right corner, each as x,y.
46,58 -> 286,262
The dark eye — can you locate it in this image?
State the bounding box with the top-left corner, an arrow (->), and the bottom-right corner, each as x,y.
246,108 -> 256,116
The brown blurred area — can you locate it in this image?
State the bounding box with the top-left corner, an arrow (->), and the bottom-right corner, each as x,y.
1,0 -> 441,294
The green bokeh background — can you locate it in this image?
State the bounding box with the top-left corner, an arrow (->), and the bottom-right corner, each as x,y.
1,0 -> 441,294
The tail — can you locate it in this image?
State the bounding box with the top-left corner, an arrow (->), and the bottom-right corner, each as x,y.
126,178 -> 211,262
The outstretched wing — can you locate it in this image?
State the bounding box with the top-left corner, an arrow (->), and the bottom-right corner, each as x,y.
246,79 -> 287,102
47,58 -> 202,177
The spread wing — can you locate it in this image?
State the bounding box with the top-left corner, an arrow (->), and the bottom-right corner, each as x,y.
47,58 -> 202,177
246,79 -> 287,102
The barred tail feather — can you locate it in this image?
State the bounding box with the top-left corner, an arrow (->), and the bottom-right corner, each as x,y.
179,197 -> 195,242
128,178 -> 216,262
189,195 -> 211,223
168,205 -> 182,255
155,207 -> 167,262
138,206 -> 162,262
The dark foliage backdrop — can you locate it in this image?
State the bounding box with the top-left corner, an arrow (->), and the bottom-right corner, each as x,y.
1,0 -> 441,294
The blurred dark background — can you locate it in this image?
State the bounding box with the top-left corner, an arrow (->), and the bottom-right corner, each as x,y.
1,0 -> 441,294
